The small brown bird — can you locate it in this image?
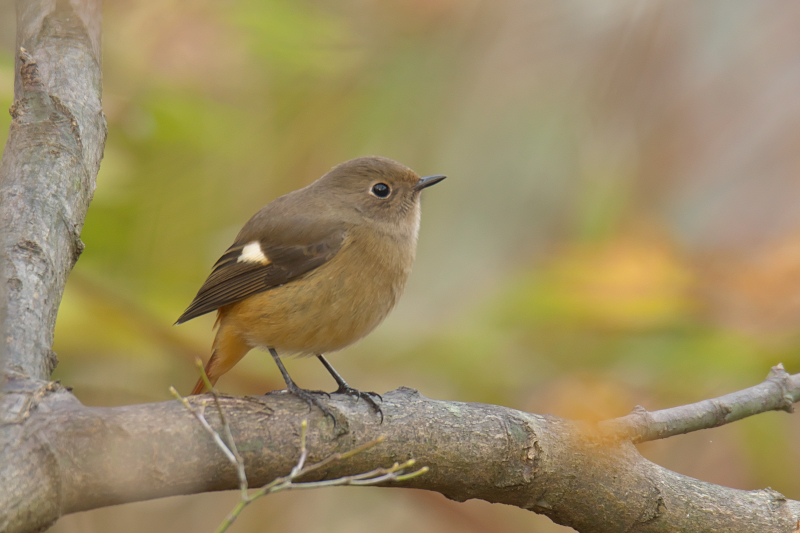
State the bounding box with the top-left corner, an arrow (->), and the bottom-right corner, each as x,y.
176,156 -> 444,420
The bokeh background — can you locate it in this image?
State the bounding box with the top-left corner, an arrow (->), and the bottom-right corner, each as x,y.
3,0 -> 800,532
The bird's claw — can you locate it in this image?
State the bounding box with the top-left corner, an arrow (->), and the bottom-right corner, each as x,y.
284,383 -> 336,424
335,384 -> 384,423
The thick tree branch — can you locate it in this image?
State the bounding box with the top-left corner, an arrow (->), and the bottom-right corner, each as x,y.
2,372 -> 799,533
0,0 -> 105,380
602,363 -> 800,443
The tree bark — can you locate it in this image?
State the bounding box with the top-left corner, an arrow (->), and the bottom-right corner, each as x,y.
0,0 -> 105,381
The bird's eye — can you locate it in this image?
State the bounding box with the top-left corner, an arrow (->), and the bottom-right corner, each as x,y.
370,183 -> 391,198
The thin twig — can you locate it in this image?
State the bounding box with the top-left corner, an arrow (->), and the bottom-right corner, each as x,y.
292,434 -> 387,479
194,358 -> 247,499
169,387 -> 238,465
284,460 -> 429,489
600,363 -> 800,443
216,433 -> 397,532
213,428 -> 424,533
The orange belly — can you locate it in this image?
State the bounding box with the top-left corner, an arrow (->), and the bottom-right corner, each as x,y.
217,236 -> 410,356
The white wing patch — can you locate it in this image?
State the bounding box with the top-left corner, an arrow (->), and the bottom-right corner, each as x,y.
238,241 -> 270,264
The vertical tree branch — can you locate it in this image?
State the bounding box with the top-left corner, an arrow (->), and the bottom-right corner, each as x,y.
0,0 -> 105,380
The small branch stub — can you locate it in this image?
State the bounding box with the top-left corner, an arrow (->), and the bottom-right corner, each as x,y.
18,48 -> 43,93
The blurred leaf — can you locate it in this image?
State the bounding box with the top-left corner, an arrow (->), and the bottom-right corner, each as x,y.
0,48 -> 14,149
499,231 -> 695,331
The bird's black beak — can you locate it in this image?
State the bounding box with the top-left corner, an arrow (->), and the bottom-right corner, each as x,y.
415,174 -> 446,191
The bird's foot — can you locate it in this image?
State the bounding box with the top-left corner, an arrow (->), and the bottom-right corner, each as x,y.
334,384 -> 383,423
283,382 -> 336,424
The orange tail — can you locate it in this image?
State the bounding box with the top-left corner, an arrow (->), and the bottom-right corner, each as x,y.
190,322 -> 252,395
190,354 -> 218,395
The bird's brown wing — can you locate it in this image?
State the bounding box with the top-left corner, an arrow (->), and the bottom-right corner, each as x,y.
175,220 -> 346,324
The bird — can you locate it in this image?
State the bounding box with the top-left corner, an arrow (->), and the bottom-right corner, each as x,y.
175,156 -> 445,421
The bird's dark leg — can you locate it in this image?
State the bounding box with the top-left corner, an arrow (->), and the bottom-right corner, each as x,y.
269,348 -> 335,423
316,354 -> 383,423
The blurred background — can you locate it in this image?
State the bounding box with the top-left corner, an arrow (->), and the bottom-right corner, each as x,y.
3,0 -> 800,531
